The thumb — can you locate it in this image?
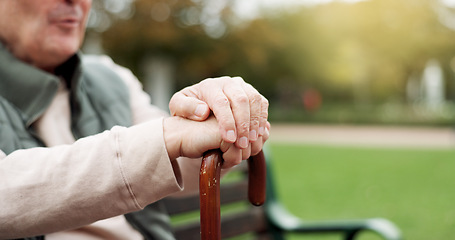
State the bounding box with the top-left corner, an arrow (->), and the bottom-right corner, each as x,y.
169,92 -> 210,121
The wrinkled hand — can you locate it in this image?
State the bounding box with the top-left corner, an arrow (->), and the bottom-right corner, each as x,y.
164,115 -> 270,169
169,76 -> 269,162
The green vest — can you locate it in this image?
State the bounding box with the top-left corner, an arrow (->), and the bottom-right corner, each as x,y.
0,44 -> 174,240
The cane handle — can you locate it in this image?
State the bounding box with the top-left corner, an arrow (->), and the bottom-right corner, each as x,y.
199,149 -> 266,240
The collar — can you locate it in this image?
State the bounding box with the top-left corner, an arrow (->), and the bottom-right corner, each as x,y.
0,42 -> 81,126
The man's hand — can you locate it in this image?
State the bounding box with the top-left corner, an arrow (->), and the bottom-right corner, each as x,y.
168,76 -> 269,159
163,115 -> 270,169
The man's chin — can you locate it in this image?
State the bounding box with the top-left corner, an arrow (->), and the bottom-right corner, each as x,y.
46,33 -> 82,55
32,48 -> 78,73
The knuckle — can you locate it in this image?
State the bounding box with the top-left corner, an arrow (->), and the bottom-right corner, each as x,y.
250,94 -> 262,105
239,121 -> 250,133
215,96 -> 230,107
199,78 -> 215,88
262,97 -> 269,108
232,76 -> 245,83
261,107 -> 269,117
250,116 -> 260,127
201,77 -> 213,83
215,76 -> 230,83
261,99 -> 269,118
234,94 -> 249,104
259,115 -> 268,123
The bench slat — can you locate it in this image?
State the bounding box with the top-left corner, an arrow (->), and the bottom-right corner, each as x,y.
163,181 -> 248,215
173,207 -> 267,240
220,207 -> 268,238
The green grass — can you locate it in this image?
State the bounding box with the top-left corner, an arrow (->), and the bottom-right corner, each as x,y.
268,143 -> 455,240
269,103 -> 455,127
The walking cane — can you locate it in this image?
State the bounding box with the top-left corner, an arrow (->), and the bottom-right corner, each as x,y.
199,149 -> 266,240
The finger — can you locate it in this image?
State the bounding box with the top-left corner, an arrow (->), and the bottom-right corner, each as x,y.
240,80 -> 262,142
169,91 -> 210,121
251,122 -> 270,156
199,78 -> 238,143
222,145 -> 242,169
258,97 -> 269,136
223,78 -> 250,149
210,92 -> 237,143
220,140 -> 231,153
241,144 -> 252,160
251,136 -> 263,156
262,122 -> 271,142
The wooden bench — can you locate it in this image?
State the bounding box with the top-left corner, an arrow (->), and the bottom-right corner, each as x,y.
162,150 -> 402,240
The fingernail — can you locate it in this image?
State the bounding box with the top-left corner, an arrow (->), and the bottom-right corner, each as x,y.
259,127 -> 265,135
249,130 -> 257,141
226,130 -> 236,142
239,137 -> 249,148
194,104 -> 206,117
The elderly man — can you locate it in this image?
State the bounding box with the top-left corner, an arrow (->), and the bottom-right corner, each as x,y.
0,0 -> 270,239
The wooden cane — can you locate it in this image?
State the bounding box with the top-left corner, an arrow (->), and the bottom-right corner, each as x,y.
199,149 -> 266,240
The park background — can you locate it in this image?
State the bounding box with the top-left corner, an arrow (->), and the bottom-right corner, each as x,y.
83,0 -> 455,239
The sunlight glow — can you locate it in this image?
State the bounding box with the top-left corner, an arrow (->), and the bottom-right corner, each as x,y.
233,0 -> 368,19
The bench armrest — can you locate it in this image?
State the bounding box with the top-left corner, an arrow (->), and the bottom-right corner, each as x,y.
266,201 -> 402,240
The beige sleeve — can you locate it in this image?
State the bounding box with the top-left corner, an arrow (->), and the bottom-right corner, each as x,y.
96,56 -> 232,197
102,56 -> 205,196
0,118 -> 183,239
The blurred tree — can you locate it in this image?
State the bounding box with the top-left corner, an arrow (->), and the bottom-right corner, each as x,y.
101,0 -> 241,89
256,0 -> 455,105
88,0 -> 136,32
96,0 -> 455,115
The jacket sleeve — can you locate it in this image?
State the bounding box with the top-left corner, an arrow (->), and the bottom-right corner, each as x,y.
0,118 -> 183,239
100,56 -> 200,197
103,56 -> 233,198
